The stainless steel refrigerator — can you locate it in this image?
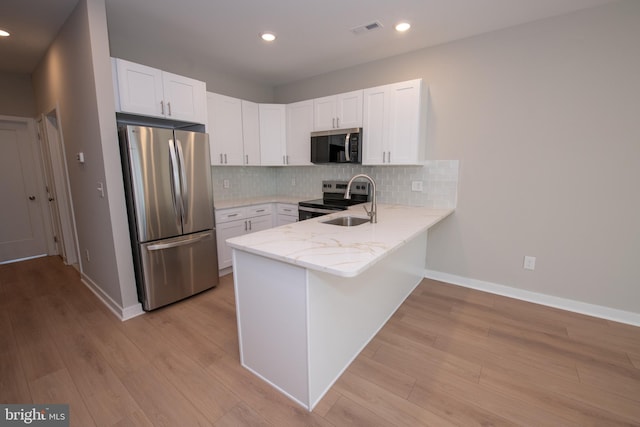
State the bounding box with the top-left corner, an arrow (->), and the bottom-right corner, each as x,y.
119,124 -> 218,310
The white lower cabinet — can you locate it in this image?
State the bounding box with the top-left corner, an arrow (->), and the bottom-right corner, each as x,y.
215,204 -> 274,269
276,203 -> 299,226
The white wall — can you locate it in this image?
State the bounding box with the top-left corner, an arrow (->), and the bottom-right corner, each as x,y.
32,0 -> 141,318
0,72 -> 36,117
275,1 -> 640,316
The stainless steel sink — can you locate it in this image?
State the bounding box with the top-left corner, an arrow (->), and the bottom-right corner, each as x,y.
321,216 -> 370,227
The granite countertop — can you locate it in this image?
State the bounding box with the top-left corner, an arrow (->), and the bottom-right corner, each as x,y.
226,204 -> 453,277
214,196 -> 317,210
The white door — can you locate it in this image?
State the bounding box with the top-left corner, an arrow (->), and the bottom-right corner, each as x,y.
286,100 -> 313,165
208,93 -> 244,165
241,100 -> 261,165
0,118 -> 47,263
162,71 -> 207,123
40,110 -> 79,266
37,118 -> 63,256
336,90 -> 363,129
362,86 -> 388,165
313,96 -> 337,131
115,58 -> 165,118
259,104 -> 286,165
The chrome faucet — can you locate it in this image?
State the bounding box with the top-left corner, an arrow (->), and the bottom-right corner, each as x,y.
345,174 -> 377,223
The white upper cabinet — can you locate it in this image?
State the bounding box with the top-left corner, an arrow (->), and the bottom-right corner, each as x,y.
362,79 -> 424,165
313,90 -> 363,131
241,100 -> 261,166
286,100 -> 314,166
259,104 -> 287,165
113,58 -> 206,124
207,93 -> 244,166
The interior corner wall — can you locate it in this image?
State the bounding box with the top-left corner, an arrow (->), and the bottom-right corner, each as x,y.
32,0 -> 138,315
0,72 -> 37,117
274,0 -> 640,315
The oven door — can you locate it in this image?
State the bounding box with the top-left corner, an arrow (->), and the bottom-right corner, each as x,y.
298,205 -> 344,221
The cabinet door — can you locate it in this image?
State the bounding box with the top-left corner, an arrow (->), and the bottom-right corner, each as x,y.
216,219 -> 246,269
286,100 -> 313,165
313,96 -> 337,131
259,104 -> 286,165
277,215 -> 298,226
336,90 -> 363,129
362,85 -> 388,165
242,101 -> 261,165
247,214 -> 273,233
162,71 -> 207,123
207,93 -> 244,165
115,58 -> 164,118
387,80 -> 422,165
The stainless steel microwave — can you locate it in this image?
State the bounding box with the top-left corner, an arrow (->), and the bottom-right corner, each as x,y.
310,128 -> 362,164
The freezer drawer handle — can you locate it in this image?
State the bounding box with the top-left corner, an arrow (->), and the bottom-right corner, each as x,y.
146,232 -> 212,251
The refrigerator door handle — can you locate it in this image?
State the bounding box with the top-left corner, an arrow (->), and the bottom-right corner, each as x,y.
168,139 -> 183,229
146,231 -> 212,251
176,138 -> 188,226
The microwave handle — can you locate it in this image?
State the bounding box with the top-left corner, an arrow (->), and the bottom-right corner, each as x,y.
344,133 -> 351,162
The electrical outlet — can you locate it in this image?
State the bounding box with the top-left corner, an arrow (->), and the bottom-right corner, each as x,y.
223,179 -> 230,189
97,182 -> 104,198
85,249 -> 91,262
411,181 -> 423,192
523,255 -> 536,270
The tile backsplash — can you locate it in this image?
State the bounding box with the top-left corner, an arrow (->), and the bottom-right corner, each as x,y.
211,160 -> 458,208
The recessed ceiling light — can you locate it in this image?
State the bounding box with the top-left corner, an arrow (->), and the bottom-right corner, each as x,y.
0,29 -> 10,37
395,22 -> 411,32
260,32 -> 276,42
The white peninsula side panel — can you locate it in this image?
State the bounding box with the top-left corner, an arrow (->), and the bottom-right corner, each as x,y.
232,231 -> 427,410
233,250 -> 310,407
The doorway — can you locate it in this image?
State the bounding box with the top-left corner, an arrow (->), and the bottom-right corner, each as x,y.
38,108 -> 79,267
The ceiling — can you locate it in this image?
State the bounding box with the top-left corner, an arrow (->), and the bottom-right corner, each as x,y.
1,0 -> 620,85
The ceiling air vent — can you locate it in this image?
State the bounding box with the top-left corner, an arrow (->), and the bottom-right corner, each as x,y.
351,21 -> 384,35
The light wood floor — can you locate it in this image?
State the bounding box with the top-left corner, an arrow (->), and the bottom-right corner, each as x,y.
1,256 -> 639,426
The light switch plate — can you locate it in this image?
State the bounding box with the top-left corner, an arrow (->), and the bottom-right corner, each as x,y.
411,181 -> 423,192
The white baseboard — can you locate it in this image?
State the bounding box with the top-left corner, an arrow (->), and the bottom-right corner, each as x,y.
424,269 -> 640,327
80,272 -> 144,321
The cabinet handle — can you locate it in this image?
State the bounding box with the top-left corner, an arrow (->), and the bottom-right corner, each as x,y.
245,154 -> 249,164
220,154 -> 223,164
224,153 -> 227,164
167,102 -> 172,116
282,155 -> 285,165
244,220 -> 248,231
256,209 -> 265,213
228,213 -> 238,217
336,117 -> 340,128
332,118 -> 335,128
388,151 -> 391,163
383,151 -> 386,163
283,208 -> 292,212
286,155 -> 289,165
160,100 -> 165,115
248,220 -> 252,231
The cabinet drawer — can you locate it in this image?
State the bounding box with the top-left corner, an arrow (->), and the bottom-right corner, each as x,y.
215,208 -> 246,223
247,204 -> 272,217
277,203 -> 298,215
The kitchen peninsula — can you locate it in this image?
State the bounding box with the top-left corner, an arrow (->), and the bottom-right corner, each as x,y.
227,204 -> 453,410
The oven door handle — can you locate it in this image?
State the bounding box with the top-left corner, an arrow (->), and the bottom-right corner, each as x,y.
298,206 -> 344,214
